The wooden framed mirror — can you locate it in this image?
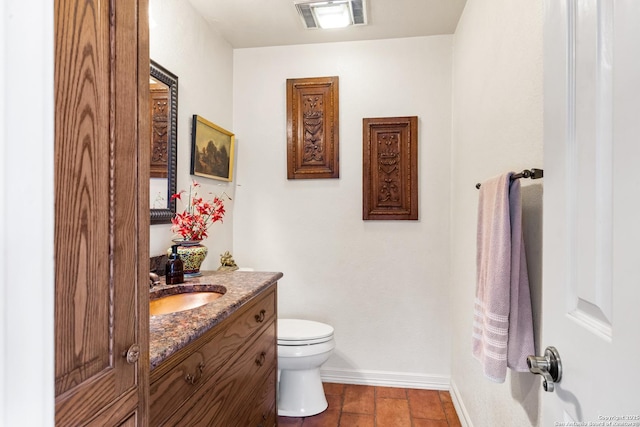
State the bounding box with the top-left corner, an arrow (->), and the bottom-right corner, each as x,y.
150,60 -> 178,224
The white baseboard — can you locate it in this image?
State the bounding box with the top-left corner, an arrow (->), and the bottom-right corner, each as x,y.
450,379 -> 473,427
320,367 -> 450,390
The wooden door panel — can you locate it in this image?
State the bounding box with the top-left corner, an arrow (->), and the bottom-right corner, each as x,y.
54,0 -> 112,396
54,0 -> 148,424
83,389 -> 138,427
112,0 -> 140,398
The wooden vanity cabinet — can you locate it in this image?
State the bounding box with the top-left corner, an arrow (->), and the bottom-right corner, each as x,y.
150,284 -> 278,426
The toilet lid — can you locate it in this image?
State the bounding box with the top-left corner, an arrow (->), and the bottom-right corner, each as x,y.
278,319 -> 334,345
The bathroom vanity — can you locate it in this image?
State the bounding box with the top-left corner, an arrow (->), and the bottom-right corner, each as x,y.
149,271 -> 282,426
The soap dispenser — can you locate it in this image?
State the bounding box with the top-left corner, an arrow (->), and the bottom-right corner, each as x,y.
165,244 -> 184,284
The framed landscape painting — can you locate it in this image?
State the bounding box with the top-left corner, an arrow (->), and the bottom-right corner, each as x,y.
190,115 -> 235,181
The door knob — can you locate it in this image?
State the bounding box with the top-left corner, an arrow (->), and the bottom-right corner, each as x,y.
123,344 -> 140,364
527,346 -> 562,392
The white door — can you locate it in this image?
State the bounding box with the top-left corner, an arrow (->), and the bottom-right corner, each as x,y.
543,0 -> 640,423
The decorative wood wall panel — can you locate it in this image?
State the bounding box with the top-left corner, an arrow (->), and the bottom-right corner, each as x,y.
363,116 -> 418,220
286,76 -> 339,179
150,83 -> 169,178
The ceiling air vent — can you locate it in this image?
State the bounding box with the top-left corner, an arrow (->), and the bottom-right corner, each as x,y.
294,0 -> 368,30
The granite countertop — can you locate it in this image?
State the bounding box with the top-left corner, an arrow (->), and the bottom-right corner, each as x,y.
149,270 -> 283,370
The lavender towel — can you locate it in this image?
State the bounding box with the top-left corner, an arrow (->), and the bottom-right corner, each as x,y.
472,173 -> 535,383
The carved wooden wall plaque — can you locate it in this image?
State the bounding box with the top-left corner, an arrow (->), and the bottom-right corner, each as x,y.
286,76 -> 339,179
363,116 -> 418,220
150,82 -> 169,178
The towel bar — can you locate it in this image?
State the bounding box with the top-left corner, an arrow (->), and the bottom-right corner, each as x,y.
475,168 -> 544,189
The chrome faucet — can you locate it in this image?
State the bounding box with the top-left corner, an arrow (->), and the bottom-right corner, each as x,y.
149,272 -> 160,288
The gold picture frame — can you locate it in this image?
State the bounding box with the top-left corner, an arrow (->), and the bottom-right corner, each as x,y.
190,115 -> 235,181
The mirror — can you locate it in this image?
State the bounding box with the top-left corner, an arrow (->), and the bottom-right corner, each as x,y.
149,60 -> 178,224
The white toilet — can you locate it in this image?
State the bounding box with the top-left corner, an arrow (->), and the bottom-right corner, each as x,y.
277,319 -> 335,417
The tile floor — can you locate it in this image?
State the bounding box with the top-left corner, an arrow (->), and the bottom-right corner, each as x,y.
277,383 -> 462,427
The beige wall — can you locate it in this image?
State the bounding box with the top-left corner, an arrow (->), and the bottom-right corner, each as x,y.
149,0 -> 235,267
140,0 -> 545,420
450,0 -> 544,425
232,36 -> 454,386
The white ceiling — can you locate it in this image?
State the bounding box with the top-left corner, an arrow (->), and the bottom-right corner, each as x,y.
186,0 -> 467,49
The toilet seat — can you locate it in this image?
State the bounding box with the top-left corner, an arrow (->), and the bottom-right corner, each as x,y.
278,319 -> 334,345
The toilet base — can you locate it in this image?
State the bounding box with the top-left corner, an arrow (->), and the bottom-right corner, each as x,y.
277,368 -> 327,417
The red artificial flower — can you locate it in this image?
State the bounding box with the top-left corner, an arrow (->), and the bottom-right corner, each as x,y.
171,190 -> 185,201
170,180 -> 226,241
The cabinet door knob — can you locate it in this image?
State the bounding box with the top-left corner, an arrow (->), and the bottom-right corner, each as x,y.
254,309 -> 266,323
123,344 -> 140,364
255,351 -> 266,367
185,362 -> 205,385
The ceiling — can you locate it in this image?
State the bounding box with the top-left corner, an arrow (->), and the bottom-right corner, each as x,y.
186,0 -> 467,49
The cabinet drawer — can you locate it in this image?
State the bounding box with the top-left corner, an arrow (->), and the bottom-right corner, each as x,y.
241,368 -> 277,427
150,288 -> 276,426
150,346 -> 213,426
163,322 -> 276,426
